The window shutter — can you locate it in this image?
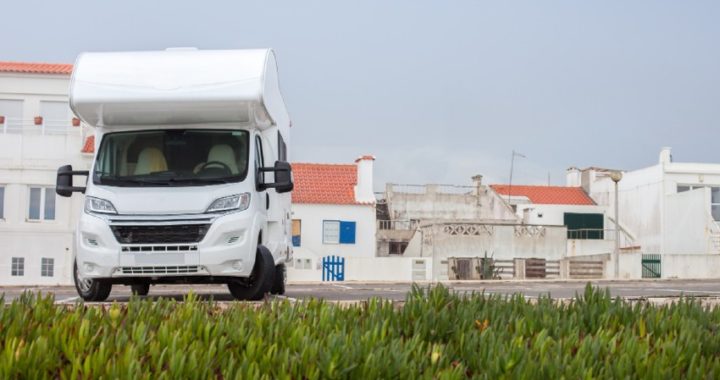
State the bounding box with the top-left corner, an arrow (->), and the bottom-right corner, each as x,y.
339,221 -> 356,244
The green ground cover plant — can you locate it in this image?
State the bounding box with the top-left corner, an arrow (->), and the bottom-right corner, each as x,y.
1,284 -> 719,379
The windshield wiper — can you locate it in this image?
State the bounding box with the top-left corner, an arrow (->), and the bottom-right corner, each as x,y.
167,177 -> 232,185
98,175 -> 172,186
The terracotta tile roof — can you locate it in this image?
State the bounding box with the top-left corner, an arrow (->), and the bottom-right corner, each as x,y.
490,184 -> 595,205
81,135 -> 94,154
291,163 -> 363,205
0,61 -> 73,75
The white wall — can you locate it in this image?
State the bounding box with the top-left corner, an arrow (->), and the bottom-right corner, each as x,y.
516,204 -> 608,226
288,203 -> 376,281
664,187 -> 712,254
662,254 -> 720,279
287,256 -> 432,282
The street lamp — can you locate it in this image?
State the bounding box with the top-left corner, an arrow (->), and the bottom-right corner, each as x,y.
609,171 -> 623,279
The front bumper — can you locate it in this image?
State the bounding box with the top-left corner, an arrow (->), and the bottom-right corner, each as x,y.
76,211 -> 257,279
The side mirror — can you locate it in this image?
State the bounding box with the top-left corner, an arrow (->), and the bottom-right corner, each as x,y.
258,161 -> 294,193
56,165 -> 89,197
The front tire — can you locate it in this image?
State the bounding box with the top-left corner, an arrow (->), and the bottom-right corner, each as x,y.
228,245 -> 276,300
271,264 -> 286,295
73,259 -> 112,302
130,284 -> 150,296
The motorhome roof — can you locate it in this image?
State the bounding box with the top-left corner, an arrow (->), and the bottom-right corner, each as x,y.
69,49 -> 288,128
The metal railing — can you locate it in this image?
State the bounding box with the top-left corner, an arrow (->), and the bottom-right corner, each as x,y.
1,118 -> 81,135
567,228 -> 636,248
377,219 -> 419,230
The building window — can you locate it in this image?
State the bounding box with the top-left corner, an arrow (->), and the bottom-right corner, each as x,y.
41,258 -> 54,277
292,219 -> 301,247
0,186 -> 5,219
11,257 -> 24,276
564,213 -> 604,239
323,220 -> 356,244
28,187 -> 56,221
389,241 -> 408,255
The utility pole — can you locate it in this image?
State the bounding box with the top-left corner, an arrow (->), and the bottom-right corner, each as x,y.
610,171 -> 623,279
507,150 -> 526,204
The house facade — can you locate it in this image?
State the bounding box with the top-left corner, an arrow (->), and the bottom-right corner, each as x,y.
286,156 -> 377,281
0,61 -> 93,285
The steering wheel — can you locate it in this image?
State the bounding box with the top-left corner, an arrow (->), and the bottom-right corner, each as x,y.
199,161 -> 232,175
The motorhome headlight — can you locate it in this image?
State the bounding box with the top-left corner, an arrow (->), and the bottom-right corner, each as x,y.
85,197 -> 118,215
206,193 -> 250,213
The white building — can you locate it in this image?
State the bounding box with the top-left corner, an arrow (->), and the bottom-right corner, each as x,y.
0,61 -> 93,285
571,147 -> 720,278
287,156 -> 377,281
490,184 -> 619,257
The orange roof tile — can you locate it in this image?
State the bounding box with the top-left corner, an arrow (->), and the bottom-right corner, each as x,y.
291,163 -> 362,205
81,135 -> 94,154
0,61 -> 73,75
490,184 -> 595,205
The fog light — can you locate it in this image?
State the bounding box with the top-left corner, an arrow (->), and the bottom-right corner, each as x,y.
232,260 -> 243,271
83,263 -> 94,272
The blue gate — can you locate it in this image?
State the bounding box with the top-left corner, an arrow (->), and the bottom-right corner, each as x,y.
322,255 -> 345,281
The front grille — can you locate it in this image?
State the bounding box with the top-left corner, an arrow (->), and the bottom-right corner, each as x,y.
121,245 -> 198,253
110,224 -> 210,244
120,266 -> 200,275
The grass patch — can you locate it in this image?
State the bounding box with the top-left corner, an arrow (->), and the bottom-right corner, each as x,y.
1,284 -> 719,378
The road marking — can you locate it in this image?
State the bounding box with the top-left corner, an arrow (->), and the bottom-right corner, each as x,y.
331,284 -> 353,290
656,288 -> 720,295
57,296 -> 80,304
274,295 -> 298,302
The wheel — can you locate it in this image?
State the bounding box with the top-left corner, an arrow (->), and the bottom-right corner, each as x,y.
130,283 -> 150,296
271,264 -> 286,295
228,245 -> 276,300
73,259 -> 112,302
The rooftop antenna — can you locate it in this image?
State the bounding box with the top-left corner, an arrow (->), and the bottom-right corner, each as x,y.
507,150 -> 526,204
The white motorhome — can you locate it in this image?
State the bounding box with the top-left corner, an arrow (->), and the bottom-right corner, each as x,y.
56,49 -> 294,301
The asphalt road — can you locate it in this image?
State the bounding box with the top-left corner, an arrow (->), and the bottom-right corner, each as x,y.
3,279 -> 720,303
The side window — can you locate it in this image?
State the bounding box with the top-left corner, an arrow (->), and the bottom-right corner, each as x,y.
0,185 -> 5,219
255,135 -> 265,184
277,132 -> 287,162
292,219 -> 301,247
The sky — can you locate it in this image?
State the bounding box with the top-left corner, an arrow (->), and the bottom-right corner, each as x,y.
2,1 -> 719,190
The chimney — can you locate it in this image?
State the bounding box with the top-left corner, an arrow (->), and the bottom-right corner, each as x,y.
659,147 -> 672,165
354,155 -> 375,204
472,175 -> 484,197
566,167 -> 581,187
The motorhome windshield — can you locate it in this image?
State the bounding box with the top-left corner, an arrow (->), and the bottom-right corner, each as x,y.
93,129 -> 250,187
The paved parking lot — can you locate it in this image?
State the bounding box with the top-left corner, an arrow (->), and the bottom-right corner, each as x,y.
2,279 -> 720,303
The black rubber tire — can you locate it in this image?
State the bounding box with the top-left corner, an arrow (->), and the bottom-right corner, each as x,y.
73,259 -> 112,302
228,245 -> 276,300
130,284 -> 150,296
270,264 -> 286,295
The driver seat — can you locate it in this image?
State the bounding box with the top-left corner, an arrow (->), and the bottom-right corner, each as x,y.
134,147 -> 168,175
206,144 -> 239,174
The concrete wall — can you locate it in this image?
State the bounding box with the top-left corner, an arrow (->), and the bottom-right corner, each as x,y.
402,222 -> 567,280
385,183 -> 517,222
